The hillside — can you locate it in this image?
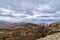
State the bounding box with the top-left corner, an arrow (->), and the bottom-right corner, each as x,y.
37,22 -> 60,40
0,22 -> 60,40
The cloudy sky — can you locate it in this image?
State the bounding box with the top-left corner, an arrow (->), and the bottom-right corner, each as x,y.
0,0 -> 60,24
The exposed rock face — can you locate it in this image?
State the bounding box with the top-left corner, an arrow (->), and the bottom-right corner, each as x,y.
37,33 -> 60,40
48,22 -> 60,34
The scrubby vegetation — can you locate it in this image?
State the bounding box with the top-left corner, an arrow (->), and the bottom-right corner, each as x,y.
0,22 -> 60,40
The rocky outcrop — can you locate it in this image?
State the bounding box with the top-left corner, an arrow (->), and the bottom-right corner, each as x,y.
37,32 -> 60,40
49,22 -> 60,32
47,22 -> 60,35
37,22 -> 60,40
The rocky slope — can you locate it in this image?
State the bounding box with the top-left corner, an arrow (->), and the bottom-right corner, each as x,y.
37,32 -> 60,40
37,22 -> 60,40
0,22 -> 60,40
0,22 -> 49,40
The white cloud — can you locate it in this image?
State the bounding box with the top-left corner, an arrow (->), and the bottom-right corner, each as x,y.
20,2 -> 34,10
0,6 -> 60,23
0,16 -> 25,22
0,8 -> 11,12
0,8 -> 32,22
0,0 -> 60,23
0,8 -> 11,15
36,4 -> 51,11
35,17 -> 60,20
56,10 -> 60,14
